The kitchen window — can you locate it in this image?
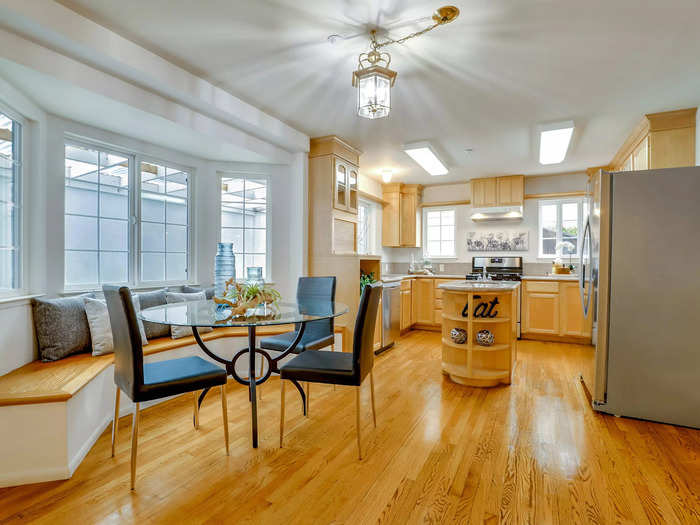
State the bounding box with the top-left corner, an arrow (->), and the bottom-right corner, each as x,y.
423,208 -> 455,258
220,175 -> 269,280
64,141 -> 192,288
538,198 -> 587,258
0,109 -> 21,291
357,199 -> 379,255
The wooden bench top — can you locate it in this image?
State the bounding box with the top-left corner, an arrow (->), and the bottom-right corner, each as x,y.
0,325 -> 347,407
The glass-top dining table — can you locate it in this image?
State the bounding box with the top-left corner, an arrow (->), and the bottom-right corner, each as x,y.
139,300 -> 349,447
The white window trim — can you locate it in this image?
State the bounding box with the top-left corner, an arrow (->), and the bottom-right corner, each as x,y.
357,198 -> 380,256
422,206 -> 457,260
63,137 -> 195,292
218,171 -> 272,281
537,197 -> 585,260
0,102 -> 25,298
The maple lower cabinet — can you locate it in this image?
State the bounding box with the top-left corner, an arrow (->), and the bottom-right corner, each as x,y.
400,279 -> 412,332
382,183 -> 422,247
559,282 -> 593,338
412,278 -> 435,326
522,292 -> 560,335
521,280 -> 592,341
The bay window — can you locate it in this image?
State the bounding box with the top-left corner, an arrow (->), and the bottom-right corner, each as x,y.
64,141 -> 192,288
220,175 -> 269,280
0,110 -> 21,291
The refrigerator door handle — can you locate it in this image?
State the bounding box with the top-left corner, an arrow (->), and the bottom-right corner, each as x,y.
580,218 -> 592,317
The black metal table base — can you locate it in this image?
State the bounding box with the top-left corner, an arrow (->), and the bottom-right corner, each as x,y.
192,323 -> 307,448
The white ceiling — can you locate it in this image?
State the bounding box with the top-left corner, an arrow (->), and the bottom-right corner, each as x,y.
56,0 -> 700,183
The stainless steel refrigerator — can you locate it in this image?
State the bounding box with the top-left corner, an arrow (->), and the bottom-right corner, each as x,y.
579,166 -> 700,429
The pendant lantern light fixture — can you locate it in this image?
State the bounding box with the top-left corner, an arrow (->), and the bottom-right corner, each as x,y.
352,6 -> 460,119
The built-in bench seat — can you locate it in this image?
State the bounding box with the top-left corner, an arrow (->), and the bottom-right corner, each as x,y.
0,324 -> 348,407
0,324 -> 347,487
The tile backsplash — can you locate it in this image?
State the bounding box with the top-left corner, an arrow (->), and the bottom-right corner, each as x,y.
384,261 -> 575,277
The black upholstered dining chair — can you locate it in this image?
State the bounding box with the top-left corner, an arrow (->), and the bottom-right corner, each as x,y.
260,276 -> 337,409
103,285 -> 229,490
279,283 -> 381,459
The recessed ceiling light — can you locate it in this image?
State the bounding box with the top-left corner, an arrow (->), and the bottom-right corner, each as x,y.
539,121 -> 574,165
327,34 -> 343,45
381,168 -> 394,183
402,141 -> 448,176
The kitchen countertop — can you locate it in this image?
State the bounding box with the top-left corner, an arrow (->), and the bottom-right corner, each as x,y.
521,274 -> 579,281
381,274 -> 579,283
437,281 -> 521,292
380,274 -> 465,283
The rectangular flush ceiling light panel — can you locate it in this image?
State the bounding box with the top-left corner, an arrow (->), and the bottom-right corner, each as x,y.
403,141 -> 448,176
539,121 -> 574,165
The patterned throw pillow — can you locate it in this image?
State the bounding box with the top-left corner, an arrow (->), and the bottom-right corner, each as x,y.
134,289 -> 170,339
32,294 -> 95,361
164,291 -> 214,339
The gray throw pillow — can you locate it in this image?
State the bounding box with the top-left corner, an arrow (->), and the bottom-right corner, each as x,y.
164,291 -> 213,339
32,293 -> 96,361
182,285 -> 215,299
134,289 -> 170,339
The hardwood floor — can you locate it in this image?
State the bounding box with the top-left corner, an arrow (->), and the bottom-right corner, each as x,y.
1,331 -> 698,524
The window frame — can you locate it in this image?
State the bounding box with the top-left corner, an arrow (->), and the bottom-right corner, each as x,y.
136,156 -> 194,287
537,197 -> 585,259
63,137 -> 195,291
0,103 -> 24,295
218,172 -> 271,281
422,206 -> 457,259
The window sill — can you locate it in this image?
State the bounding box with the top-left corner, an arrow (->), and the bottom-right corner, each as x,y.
0,293 -> 45,307
424,255 -> 458,260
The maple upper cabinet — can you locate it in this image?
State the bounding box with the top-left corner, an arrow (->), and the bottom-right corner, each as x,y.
382,183 -> 422,247
471,175 -> 524,208
496,175 -> 524,206
470,178 -> 497,207
612,108 -> 696,172
333,158 -> 358,214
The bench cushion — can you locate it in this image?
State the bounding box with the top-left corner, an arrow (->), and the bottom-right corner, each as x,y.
31,294 -> 95,361
135,289 -> 170,339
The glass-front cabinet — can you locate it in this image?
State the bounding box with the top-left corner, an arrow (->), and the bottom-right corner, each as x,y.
333,158 -> 358,214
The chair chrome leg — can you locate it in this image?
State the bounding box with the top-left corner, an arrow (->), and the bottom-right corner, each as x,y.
193,390 -> 200,430
355,386 -> 362,460
130,403 -> 140,490
305,382 -> 310,417
111,387 -> 120,457
332,343 -> 336,391
279,380 -> 286,448
369,370 -> 377,428
221,385 -> 229,456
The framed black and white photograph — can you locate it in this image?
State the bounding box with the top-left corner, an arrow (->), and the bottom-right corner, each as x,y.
467,231 -> 529,252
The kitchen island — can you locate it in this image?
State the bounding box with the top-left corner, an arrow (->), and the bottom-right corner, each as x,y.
438,281 -> 520,387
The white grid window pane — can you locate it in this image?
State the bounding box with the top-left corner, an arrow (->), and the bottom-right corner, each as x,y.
140,161 -> 189,283
64,143 -> 130,286
221,176 -> 268,280
539,199 -> 584,258
0,111 -> 21,290
424,209 -> 455,258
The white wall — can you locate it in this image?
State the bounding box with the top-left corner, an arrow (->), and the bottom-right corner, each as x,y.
382,173 -> 587,264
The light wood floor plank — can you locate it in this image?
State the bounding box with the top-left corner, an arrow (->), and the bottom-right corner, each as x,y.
0,331 -> 698,524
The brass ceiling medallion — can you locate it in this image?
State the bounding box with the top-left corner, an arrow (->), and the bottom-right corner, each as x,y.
352,6 -> 460,119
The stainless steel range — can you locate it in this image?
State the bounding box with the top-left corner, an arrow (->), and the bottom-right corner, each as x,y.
467,257 -> 523,336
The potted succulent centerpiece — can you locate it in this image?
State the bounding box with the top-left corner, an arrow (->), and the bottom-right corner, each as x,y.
214,278 -> 281,316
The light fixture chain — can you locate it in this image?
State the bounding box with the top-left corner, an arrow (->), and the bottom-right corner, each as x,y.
373,21 -> 441,49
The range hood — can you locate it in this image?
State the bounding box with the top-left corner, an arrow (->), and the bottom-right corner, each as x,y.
470,205 -> 523,221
